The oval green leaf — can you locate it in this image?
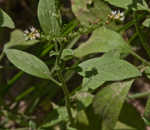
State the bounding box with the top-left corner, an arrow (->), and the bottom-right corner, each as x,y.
38,0 -> 61,35
5,49 -> 51,79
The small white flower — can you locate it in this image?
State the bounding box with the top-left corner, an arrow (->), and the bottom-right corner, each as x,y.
120,12 -> 124,17
30,26 -> 36,32
109,10 -> 125,22
24,30 -> 29,34
24,26 -> 40,40
114,14 -> 120,19
111,10 -> 117,15
35,32 -> 40,38
120,16 -> 125,21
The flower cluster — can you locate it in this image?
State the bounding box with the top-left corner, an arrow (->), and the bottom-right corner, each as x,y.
108,10 -> 125,21
24,26 -> 40,40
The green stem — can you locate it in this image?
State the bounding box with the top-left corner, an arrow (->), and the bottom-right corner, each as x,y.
128,91 -> 150,99
128,32 -> 138,45
1,71 -> 24,97
8,71 -> 24,86
117,14 -> 145,32
40,44 -> 54,57
130,51 -> 150,66
48,76 -> 62,87
57,71 -> 74,125
54,41 -> 74,125
0,52 -> 4,62
134,13 -> 150,57
67,35 -> 80,49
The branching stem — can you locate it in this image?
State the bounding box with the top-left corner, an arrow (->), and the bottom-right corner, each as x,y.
57,70 -> 74,125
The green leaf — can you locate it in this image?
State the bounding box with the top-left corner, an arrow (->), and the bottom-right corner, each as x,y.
92,80 -> 133,130
38,0 -> 61,35
5,29 -> 39,49
143,18 -> 150,28
102,50 -> 121,59
105,0 -> 149,11
74,27 -> 131,58
133,0 -> 149,11
29,120 -> 37,130
67,125 -> 78,130
71,0 -> 111,26
144,67 -> 150,79
144,96 -> 150,123
0,9 -> 15,29
104,0 -> 133,9
5,49 -> 51,79
75,106 -> 100,130
114,122 -> 136,130
61,49 -> 74,61
78,57 -> 141,90
118,102 -> 146,130
73,92 -> 94,108
40,107 -> 68,128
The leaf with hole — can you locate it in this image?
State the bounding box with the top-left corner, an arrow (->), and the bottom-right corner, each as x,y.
78,57 -> 141,90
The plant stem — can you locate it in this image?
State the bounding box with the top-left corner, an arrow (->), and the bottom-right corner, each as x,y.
128,32 -> 138,45
54,41 -> 74,125
134,12 -> 150,57
48,76 -> 62,87
117,14 -> 145,32
130,51 -> 150,66
57,70 -> 74,125
128,91 -> 150,99
0,52 -> 4,62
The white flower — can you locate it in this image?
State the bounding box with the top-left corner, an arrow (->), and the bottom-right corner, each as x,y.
114,14 -> 120,19
24,30 -> 29,34
120,12 -> 124,17
109,10 -> 125,22
30,26 -> 36,32
24,26 -> 40,40
120,16 -> 125,21
111,10 -> 117,15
